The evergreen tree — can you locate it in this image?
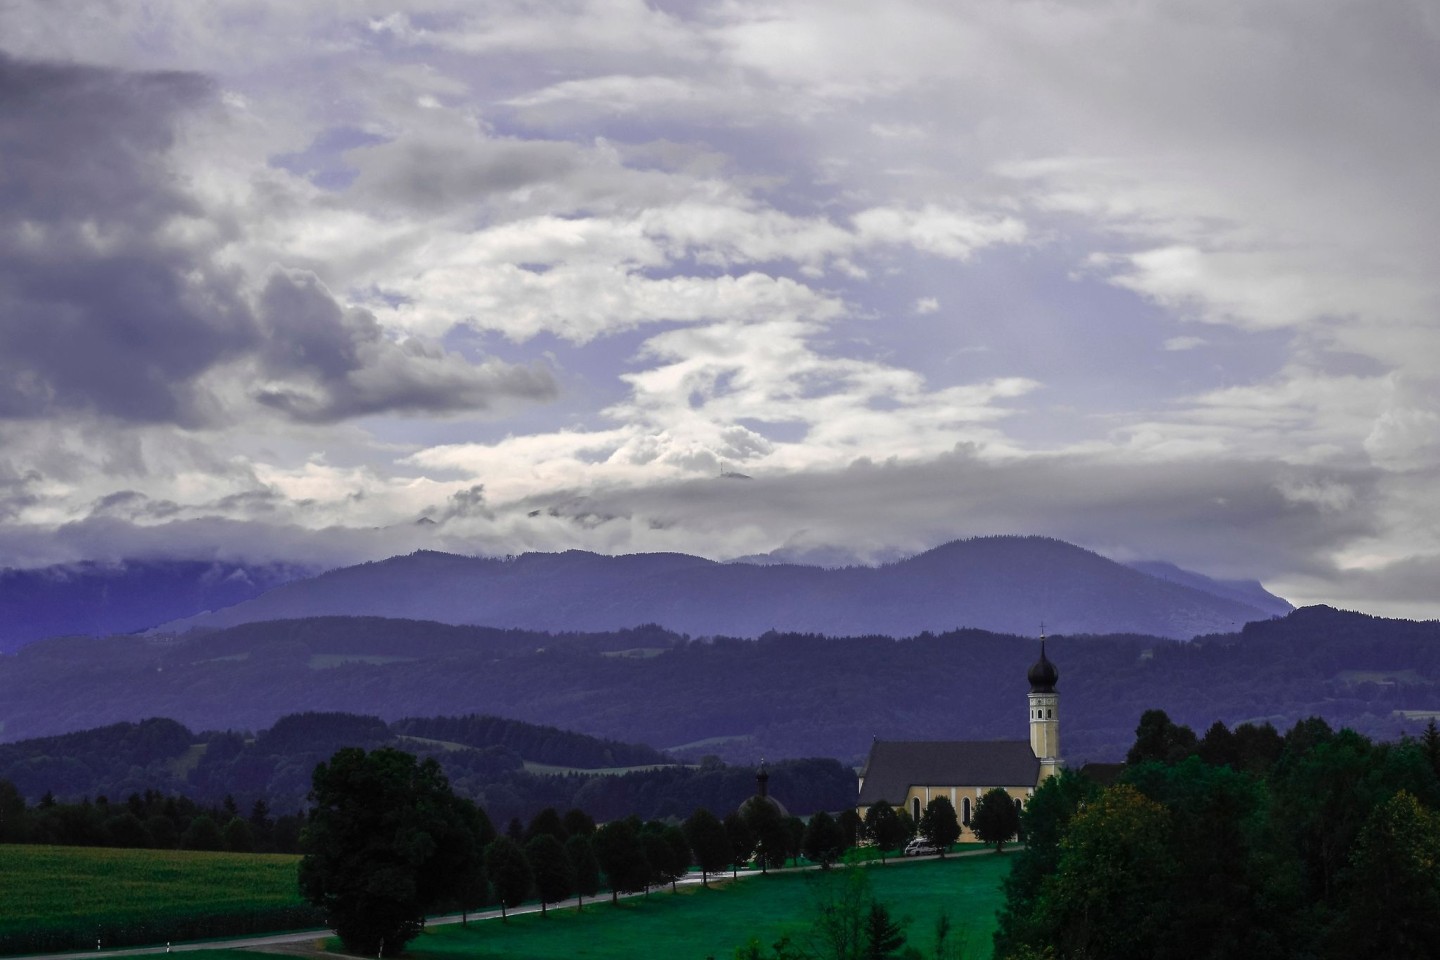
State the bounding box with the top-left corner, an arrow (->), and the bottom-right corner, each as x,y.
864,901 -> 906,959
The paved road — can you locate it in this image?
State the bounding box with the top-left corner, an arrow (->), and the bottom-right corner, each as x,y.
11,849 -> 1008,960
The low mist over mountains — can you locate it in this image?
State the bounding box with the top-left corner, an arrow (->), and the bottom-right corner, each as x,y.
0,560 -> 311,653
161,536 -> 1288,641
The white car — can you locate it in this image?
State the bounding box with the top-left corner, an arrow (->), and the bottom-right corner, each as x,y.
903,838 -> 940,857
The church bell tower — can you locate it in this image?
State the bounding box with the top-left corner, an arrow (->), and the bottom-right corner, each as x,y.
1027,635 -> 1060,782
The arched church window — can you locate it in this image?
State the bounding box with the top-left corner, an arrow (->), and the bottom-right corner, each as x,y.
962,797 -> 971,825
1047,708 -> 1052,719
912,797 -> 921,823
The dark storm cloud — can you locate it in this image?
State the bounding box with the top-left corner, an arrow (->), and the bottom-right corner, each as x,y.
345,134 -> 580,214
252,270 -> 557,423
0,53 -> 253,425
0,53 -> 557,427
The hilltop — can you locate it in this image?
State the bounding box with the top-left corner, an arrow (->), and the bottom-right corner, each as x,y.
160,536 -> 1288,641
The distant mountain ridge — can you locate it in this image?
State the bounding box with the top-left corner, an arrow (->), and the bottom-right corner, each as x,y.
0,560 -> 313,653
162,536 -> 1288,640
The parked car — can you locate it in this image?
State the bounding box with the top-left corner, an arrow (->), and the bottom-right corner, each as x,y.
903,838 -> 940,857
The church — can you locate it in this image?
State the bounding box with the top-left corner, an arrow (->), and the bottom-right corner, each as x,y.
856,639 -> 1060,839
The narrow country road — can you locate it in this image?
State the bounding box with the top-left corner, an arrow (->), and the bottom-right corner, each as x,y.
8,848 -> 1009,960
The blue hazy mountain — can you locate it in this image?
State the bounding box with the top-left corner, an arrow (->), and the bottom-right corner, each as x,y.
163,536 -> 1288,641
0,560 -> 312,653
1128,559 -> 1294,619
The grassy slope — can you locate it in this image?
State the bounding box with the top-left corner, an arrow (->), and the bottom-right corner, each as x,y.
0,845 -> 309,937
409,855 -> 1012,960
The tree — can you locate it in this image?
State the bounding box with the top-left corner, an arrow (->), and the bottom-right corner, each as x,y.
837,808 -> 862,851
223,816 -> 254,853
565,833 -> 600,910
969,789 -> 1019,852
684,808 -> 731,886
864,901 -> 907,959
181,814 -> 224,851
1326,790 -> 1440,957
724,810 -> 756,876
803,811 -> 846,868
863,802 -> 904,863
525,833 -> 574,915
0,779 -> 27,843
562,807 -> 597,837
485,835 -> 533,919
660,823 -> 692,891
526,807 -> 567,842
803,867 -> 907,960
744,800 -> 789,872
1025,784 -> 1174,960
298,747 -> 485,955
594,817 -> 649,903
918,796 -> 961,855
1127,709 -> 1197,765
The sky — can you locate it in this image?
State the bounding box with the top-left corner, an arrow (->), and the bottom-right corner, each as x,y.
0,0 -> 1437,618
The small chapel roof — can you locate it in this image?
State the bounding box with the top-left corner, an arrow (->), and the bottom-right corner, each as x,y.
858,739 -> 1040,806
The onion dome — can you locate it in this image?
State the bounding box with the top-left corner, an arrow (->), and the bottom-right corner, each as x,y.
1028,639 -> 1059,693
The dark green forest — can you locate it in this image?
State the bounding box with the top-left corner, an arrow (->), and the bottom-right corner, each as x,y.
997,713 -> 1440,960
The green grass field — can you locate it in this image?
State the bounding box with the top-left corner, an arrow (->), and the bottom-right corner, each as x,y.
0,844 -> 320,953
406,855 -> 1012,960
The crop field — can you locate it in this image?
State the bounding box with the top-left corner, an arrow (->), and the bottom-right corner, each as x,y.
402,854 -> 1011,960
0,844 -> 321,954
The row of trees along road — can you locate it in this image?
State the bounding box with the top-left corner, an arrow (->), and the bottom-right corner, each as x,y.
299,747 -> 1001,956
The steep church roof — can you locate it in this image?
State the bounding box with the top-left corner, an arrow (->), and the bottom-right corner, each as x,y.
858,739 -> 1040,806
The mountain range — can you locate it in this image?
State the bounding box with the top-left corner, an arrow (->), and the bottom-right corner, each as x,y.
0,560 -> 311,653
156,536 -> 1291,641
1,605 -> 1436,767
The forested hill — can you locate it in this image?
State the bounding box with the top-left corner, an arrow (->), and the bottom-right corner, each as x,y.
0,713 -> 852,826
161,536 -> 1286,640
3,606 -> 1439,767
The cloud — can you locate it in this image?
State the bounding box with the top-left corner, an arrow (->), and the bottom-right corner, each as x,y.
0,52 -> 556,427
251,269 -> 557,422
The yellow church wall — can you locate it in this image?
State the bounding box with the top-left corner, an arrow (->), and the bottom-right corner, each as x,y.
858,784 -> 1035,842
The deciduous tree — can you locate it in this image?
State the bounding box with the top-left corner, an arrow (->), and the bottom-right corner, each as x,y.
969,789 -> 1018,852
299,747 -> 484,955
485,835 -> 533,919
918,796 -> 961,855
525,832 -> 573,915
683,807 -> 730,885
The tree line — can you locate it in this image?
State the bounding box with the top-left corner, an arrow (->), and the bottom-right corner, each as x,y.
0,712 -> 856,836
994,712 -> 1440,959
299,745 -> 936,956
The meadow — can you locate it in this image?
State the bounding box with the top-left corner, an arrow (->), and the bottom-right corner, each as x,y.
386,854 -> 1011,960
0,844 -> 322,954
